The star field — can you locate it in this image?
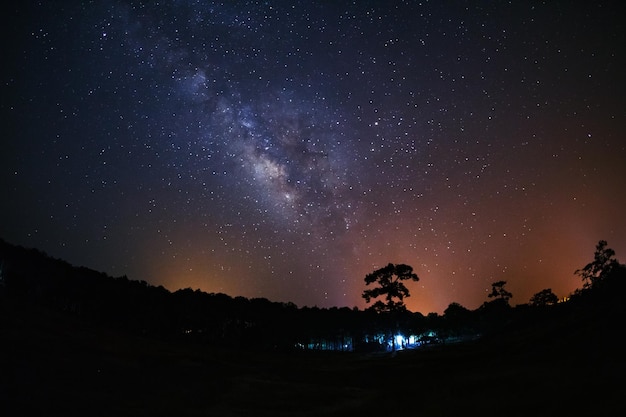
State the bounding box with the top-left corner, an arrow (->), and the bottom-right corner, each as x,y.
2,1 -> 625,314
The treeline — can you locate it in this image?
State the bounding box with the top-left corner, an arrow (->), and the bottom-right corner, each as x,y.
1,238 -> 624,351
0,238 -> 419,350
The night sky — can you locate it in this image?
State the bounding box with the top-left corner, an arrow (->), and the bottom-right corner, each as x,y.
3,1 -> 625,314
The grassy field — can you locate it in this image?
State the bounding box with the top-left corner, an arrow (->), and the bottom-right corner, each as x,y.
2,296 -> 623,416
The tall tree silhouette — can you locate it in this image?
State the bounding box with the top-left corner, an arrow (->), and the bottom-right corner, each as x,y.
575,240 -> 620,289
362,263 -> 419,313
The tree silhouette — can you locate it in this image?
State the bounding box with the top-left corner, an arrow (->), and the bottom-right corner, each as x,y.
575,240 -> 620,289
443,302 -> 474,338
362,263 -> 419,313
488,280 -> 513,302
529,288 -> 558,307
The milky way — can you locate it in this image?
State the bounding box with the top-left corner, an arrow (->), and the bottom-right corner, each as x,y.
3,1 -> 625,313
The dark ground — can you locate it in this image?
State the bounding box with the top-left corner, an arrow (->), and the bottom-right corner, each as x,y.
1,295 -> 624,417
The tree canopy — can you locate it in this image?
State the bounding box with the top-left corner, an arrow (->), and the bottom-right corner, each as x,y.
488,280 -> 513,302
362,263 -> 419,313
529,288 -> 559,307
575,240 -> 621,289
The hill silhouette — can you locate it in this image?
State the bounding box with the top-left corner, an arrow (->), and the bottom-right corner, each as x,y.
1,238 -> 625,416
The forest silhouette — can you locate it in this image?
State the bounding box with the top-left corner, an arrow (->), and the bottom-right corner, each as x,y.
1,237 -> 624,416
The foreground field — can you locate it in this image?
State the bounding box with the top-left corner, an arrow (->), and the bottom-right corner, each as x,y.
2,296 -> 623,416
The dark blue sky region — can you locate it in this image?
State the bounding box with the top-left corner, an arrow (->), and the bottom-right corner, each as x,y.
2,1 -> 625,314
